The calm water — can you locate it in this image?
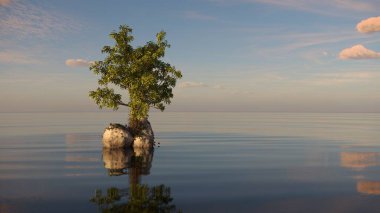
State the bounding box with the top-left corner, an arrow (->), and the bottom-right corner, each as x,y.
1,112 -> 380,212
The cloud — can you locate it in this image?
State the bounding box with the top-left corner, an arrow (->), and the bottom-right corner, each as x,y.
249,31 -> 362,55
184,11 -> 216,21
0,51 -> 40,64
0,0 -> 79,39
212,84 -> 226,89
179,81 -> 227,89
0,0 -> 11,6
179,81 -> 208,88
339,44 -> 380,60
65,59 -> 93,67
356,16 -> 380,33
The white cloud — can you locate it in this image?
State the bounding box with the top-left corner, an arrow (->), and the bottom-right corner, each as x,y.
339,44 -> 380,60
356,16 -> 380,33
179,81 -> 208,88
65,59 -> 93,67
0,51 -> 40,64
0,0 -> 11,6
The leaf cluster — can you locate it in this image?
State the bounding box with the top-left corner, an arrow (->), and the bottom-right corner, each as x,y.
89,25 -> 182,121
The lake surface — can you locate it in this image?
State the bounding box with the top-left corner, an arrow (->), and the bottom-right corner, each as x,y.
1,112 -> 380,212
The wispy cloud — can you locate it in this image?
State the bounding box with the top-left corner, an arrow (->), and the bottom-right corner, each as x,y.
339,44 -> 380,60
179,81 -> 227,89
245,31 -> 363,57
65,59 -> 94,67
0,0 -> 79,39
184,11 -> 217,21
256,0 -> 374,12
0,50 -> 40,64
248,71 -> 379,86
0,0 -> 11,6
304,71 -> 380,85
211,0 -> 379,15
357,16 -> 380,33
249,73 -> 287,83
179,81 -> 208,88
213,84 -> 226,89
276,32 -> 361,52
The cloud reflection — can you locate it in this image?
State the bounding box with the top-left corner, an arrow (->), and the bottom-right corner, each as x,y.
357,181 -> 380,195
340,151 -> 380,196
340,152 -> 380,169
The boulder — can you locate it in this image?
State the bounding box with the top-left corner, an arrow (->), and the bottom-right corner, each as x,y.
133,119 -> 154,148
102,123 -> 133,148
134,136 -> 153,148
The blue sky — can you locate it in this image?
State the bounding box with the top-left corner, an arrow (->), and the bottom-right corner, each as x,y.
1,0 -> 380,112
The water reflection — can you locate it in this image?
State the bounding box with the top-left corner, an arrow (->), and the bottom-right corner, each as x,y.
64,133 -> 101,177
90,184 -> 179,213
340,151 -> 380,195
102,147 -> 153,181
357,181 -> 380,195
102,148 -> 133,176
91,147 -> 181,212
0,204 -> 12,213
340,152 -> 380,169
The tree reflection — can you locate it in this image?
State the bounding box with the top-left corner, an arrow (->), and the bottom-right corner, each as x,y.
90,184 -> 179,213
90,147 -> 181,212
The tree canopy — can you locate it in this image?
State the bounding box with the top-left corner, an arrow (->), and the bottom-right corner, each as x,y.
89,25 -> 182,125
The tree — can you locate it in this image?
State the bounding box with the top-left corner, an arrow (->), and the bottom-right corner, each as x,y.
89,25 -> 182,133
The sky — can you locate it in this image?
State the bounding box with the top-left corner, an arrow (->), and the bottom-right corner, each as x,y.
1,0 -> 380,113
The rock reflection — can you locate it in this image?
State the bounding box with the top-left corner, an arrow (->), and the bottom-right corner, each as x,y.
357,181 -> 380,195
102,148 -> 133,176
102,147 -> 153,181
92,147 -> 181,212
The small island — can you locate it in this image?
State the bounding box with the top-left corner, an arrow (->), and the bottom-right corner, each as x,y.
89,25 -> 182,148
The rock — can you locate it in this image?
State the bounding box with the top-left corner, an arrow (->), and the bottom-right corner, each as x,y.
134,136 -> 153,148
133,119 -> 154,148
102,123 -> 133,148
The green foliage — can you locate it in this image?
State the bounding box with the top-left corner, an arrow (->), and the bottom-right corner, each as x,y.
90,25 -> 182,123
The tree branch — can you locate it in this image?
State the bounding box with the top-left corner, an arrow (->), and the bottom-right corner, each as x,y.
117,101 -> 130,107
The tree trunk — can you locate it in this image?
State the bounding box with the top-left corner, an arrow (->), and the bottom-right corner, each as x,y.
128,117 -> 145,137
